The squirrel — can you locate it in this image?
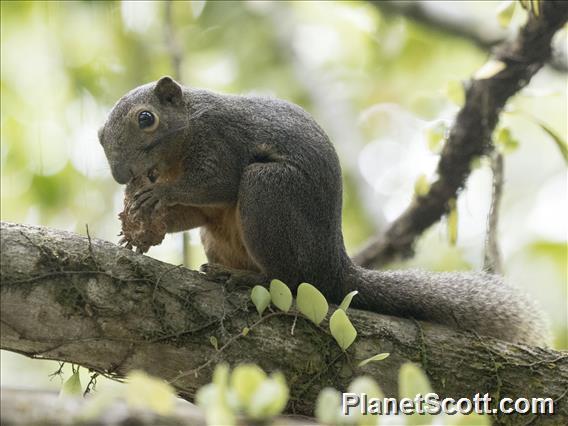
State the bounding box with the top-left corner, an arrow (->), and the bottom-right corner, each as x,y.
99,76 -> 549,347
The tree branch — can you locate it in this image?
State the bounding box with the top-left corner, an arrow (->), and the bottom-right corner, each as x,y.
354,2 -> 568,268
370,0 -> 567,72
1,222 -> 567,424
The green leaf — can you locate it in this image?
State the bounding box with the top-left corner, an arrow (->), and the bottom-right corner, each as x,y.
347,377 -> 384,426
497,1 -> 516,28
424,121 -> 447,153
196,383 -> 236,426
315,387 -> 341,425
247,372 -> 289,420
495,127 -> 519,154
206,404 -> 236,426
126,370 -> 175,416
474,59 -> 507,80
230,364 -> 266,408
209,336 -> 218,351
242,327 -> 250,336
414,174 -> 430,198
296,283 -> 329,325
251,286 -> 271,316
269,279 -> 293,313
358,352 -> 390,367
447,198 -> 458,246
445,80 -> 465,106
60,370 -> 82,397
213,363 -> 230,393
398,363 -> 434,426
532,0 -> 541,16
349,376 -> 383,399
329,309 -> 357,351
536,121 -> 568,164
398,362 -> 433,398
339,290 -> 358,311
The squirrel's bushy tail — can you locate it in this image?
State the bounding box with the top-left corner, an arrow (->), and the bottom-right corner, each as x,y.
347,266 -> 550,346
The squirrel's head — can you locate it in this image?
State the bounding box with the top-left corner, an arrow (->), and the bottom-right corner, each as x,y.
98,76 -> 185,184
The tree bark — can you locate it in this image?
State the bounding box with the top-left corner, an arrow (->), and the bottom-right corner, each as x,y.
1,222 -> 567,425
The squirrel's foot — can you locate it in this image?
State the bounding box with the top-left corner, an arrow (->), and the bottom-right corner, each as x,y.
200,263 -> 269,291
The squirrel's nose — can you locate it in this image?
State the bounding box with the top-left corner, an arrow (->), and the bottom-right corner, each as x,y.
110,163 -> 133,184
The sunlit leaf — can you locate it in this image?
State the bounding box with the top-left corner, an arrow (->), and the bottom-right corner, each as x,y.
425,121 -> 447,153
399,362 -> 432,398
209,336 -> 218,351
346,376 -> 384,426
339,290 -> 358,311
495,127 -> 520,154
230,364 -> 266,408
196,383 -> 236,426
349,376 -> 383,399
251,286 -> 271,316
445,80 -> 465,106
269,279 -> 293,313
315,387 -> 341,424
126,370 -> 175,416
358,352 -> 390,367
60,370 -> 82,397
447,198 -> 458,246
532,0 -> 541,16
399,363 -> 434,426
536,121 -> 568,164
329,309 -> 357,351
242,327 -> 250,336
297,283 -> 329,325
474,59 -> 507,80
213,363 -> 230,393
497,1 -> 516,28
247,372 -> 289,419
196,383 -> 217,408
414,174 -> 430,198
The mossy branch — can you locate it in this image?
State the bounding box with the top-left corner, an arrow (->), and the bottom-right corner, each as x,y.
1,222 -> 567,425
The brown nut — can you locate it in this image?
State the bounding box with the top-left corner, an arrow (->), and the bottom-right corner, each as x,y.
118,174 -> 167,253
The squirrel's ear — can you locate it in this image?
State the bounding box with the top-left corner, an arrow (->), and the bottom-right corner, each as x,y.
155,76 -> 182,106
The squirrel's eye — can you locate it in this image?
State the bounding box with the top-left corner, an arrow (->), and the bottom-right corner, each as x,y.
138,111 -> 156,130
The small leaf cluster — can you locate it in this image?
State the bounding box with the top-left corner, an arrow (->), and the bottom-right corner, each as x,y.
315,363 -> 491,426
196,363 -> 289,425
252,280 -> 364,351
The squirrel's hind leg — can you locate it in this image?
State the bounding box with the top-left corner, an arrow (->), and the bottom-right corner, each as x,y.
236,161 -> 345,302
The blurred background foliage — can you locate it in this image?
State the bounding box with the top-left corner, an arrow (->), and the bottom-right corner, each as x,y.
1,0 -> 566,393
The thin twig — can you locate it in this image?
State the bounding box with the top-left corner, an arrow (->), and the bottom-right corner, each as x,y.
484,152 -> 504,274
163,0 -> 182,81
163,0 -> 191,268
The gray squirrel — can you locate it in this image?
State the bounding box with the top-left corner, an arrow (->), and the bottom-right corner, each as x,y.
99,76 -> 549,346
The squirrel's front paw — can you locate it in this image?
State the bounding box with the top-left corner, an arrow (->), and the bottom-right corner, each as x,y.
130,183 -> 170,218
